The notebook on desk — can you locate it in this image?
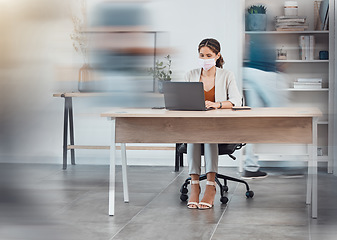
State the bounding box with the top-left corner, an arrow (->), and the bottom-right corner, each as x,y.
163,82 -> 212,111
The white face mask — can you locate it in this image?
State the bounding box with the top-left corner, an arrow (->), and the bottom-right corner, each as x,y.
198,58 -> 216,71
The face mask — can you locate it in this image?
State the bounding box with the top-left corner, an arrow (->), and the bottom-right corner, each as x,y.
198,58 -> 216,71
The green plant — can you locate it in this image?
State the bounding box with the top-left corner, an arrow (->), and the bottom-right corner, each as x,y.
148,55 -> 172,81
247,5 -> 267,14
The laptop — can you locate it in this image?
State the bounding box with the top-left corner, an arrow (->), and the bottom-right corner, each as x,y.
163,82 -> 212,111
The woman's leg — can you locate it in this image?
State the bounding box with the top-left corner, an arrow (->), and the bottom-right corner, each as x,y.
244,143 -> 260,172
187,143 -> 201,175
204,143 -> 218,174
187,143 -> 201,208
199,144 -> 218,209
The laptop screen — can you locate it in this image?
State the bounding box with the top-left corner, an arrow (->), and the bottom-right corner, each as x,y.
163,82 -> 208,111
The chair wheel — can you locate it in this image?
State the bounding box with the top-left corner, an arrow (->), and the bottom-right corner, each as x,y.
223,186 -> 229,192
181,187 -> 188,194
220,196 -> 228,204
180,194 -> 188,202
246,190 -> 254,198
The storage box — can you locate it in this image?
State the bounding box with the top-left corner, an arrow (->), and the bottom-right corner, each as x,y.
284,1 -> 298,16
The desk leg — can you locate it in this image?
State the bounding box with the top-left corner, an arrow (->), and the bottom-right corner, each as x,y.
175,144 -> 180,172
62,97 -> 69,170
109,118 -> 116,216
306,144 -> 312,205
121,143 -> 129,203
68,97 -> 75,165
307,117 -> 318,218
311,117 -> 318,219
62,97 -> 75,169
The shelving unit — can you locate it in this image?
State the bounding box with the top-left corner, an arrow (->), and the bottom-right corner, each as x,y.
243,0 -> 334,173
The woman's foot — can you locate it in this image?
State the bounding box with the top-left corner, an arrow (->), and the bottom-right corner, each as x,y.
199,181 -> 216,209
187,180 -> 200,209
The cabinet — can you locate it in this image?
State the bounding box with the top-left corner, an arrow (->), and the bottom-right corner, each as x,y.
243,0 -> 334,172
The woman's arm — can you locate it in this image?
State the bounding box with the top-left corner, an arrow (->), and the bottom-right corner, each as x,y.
226,71 -> 242,107
209,69 -> 242,109
205,100 -> 233,109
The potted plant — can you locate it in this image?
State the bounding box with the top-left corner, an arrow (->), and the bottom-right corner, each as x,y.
246,5 -> 267,31
148,55 -> 172,93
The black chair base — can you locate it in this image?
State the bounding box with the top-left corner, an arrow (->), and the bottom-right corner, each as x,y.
176,143 -> 253,204
180,173 -> 254,204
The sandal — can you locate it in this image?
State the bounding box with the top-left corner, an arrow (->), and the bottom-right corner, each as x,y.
198,181 -> 216,210
187,179 -> 200,209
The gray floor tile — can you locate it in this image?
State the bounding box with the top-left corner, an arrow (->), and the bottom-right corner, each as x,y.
229,191 -> 306,209
311,234 -> 337,240
53,191 -> 145,225
219,207 -> 309,226
130,205 -> 226,225
112,223 -> 217,240
309,209 -> 337,226
212,225 -> 309,240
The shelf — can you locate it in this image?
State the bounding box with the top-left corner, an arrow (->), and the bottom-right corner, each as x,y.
53,92 -> 164,98
245,30 -> 329,34
81,26 -> 159,33
243,60 -> 329,63
67,145 -> 175,150
276,60 -> 329,63
318,121 -> 328,125
244,88 -> 329,92
285,88 -> 329,92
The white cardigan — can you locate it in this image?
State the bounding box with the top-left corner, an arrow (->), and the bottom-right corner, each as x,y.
184,67 -> 242,107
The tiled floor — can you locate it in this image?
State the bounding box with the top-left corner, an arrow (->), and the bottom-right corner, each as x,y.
1,163 -> 337,240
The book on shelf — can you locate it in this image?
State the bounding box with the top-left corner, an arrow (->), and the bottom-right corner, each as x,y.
319,0 -> 329,30
314,1 -> 322,30
275,16 -> 308,31
297,78 -> 322,83
293,82 -> 322,89
275,16 -> 306,23
276,27 -> 306,31
309,35 -> 315,60
276,26 -> 308,31
299,35 -> 315,60
323,11 -> 329,30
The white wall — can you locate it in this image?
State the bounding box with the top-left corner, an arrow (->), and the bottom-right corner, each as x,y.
0,0 -> 244,167
149,0 -> 243,89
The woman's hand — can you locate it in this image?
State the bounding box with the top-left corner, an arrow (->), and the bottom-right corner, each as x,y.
205,101 -> 233,109
205,101 -> 220,109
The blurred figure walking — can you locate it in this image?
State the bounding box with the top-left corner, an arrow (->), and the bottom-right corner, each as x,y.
242,34 -> 289,179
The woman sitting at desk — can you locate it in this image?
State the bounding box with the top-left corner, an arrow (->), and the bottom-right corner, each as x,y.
185,38 -> 241,209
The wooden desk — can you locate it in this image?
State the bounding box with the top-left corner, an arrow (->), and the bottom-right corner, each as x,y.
101,107 -> 321,218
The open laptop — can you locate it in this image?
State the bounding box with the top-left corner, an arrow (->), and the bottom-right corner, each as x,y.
163,82 -> 213,111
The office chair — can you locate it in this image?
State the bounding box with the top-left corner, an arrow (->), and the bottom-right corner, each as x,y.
177,143 -> 254,204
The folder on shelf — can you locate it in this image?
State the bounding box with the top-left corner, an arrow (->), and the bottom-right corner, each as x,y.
319,0 -> 329,30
